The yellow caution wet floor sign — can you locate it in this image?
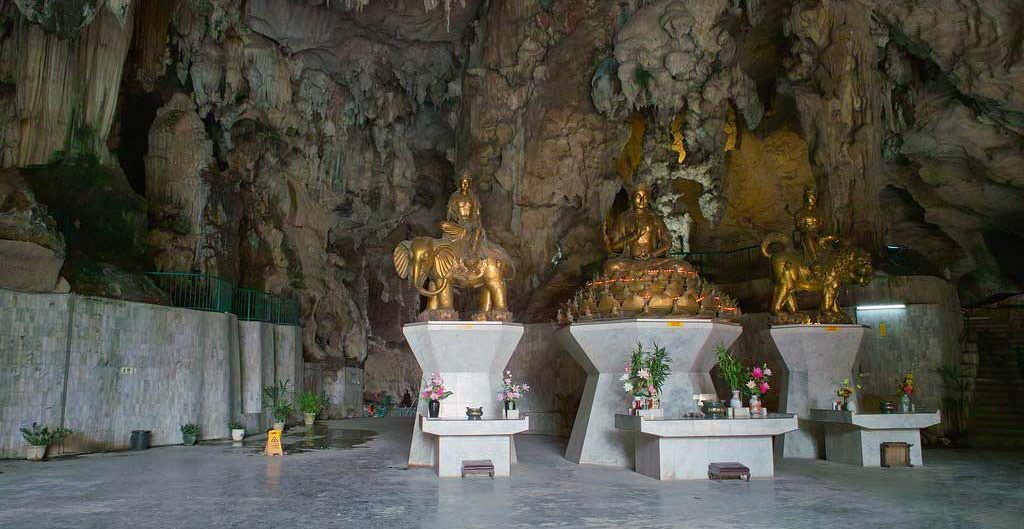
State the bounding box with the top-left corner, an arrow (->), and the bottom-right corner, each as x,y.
265,429 -> 283,456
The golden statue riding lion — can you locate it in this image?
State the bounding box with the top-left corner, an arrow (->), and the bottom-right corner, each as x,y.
761,232 -> 873,324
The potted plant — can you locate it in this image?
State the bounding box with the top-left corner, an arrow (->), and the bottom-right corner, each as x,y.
181,424 -> 200,446
421,373 -> 453,418
297,391 -> 329,426
228,421 -> 245,441
498,370 -> 531,419
744,363 -> 773,416
715,344 -> 745,409
20,423 -> 72,461
263,380 -> 293,431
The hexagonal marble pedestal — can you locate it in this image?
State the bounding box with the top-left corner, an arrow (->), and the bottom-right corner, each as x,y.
405,321 -> 525,468
770,324 -> 865,459
558,319 -> 742,467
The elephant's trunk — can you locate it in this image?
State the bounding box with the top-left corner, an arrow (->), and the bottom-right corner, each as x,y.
418,277 -> 448,297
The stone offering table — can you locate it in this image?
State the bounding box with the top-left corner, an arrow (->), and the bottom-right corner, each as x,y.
770,324 -> 865,459
405,321 -> 525,467
558,318 -> 742,467
615,414 -> 798,480
810,409 -> 941,467
422,416 -> 529,477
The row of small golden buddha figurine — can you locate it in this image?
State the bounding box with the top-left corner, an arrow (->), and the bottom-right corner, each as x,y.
556,267 -> 741,323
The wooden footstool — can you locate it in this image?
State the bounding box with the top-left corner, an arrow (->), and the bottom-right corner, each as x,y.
461,460 -> 495,478
708,462 -> 751,481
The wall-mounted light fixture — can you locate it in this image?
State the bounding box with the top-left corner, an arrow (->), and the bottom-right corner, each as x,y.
855,303 -> 906,311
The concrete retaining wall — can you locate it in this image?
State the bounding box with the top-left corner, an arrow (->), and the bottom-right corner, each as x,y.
0,289 -> 302,458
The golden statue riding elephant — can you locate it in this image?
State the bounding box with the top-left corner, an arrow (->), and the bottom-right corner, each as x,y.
393,174 -> 515,322
393,236 -> 514,321
761,188 -> 873,324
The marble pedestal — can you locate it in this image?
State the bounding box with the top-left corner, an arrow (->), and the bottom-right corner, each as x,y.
811,409 -> 941,467
422,416 -> 529,477
406,321 -> 525,467
771,324 -> 865,459
558,319 -> 742,467
615,414 -> 798,480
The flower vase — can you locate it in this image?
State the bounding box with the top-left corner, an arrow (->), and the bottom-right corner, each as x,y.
749,393 -> 763,416
845,398 -> 858,413
504,400 -> 519,419
729,390 -> 743,409
899,393 -> 912,414
427,399 -> 440,418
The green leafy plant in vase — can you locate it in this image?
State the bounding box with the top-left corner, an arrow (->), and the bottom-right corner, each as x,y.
298,391 -> 330,427
180,423 -> 201,446
263,380 -> 293,431
715,344 -> 745,409
20,423 -> 72,461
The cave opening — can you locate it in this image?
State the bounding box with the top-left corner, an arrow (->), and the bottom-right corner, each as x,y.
984,229 -> 1024,290
116,90 -> 164,196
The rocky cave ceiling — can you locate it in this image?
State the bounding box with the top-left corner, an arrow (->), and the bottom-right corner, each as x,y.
0,0 -> 1022,387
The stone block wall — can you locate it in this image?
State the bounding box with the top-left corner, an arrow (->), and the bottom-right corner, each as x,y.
0,291 -> 70,458
0,289 -> 303,458
506,324 -> 586,437
60,296 -> 236,452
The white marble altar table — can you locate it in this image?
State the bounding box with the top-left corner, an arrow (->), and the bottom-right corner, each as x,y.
421,416 -> 529,477
614,413 -> 798,480
809,409 -> 940,467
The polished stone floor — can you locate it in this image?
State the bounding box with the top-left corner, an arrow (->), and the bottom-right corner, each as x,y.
1,417 -> 1022,529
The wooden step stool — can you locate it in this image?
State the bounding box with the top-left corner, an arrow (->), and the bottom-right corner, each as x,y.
461,459 -> 495,478
708,462 -> 751,481
881,442 -> 913,467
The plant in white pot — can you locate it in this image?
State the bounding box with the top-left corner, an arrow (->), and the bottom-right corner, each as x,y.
20,423 -> 72,461
228,421 -> 245,441
297,391 -> 329,427
263,380 -> 293,431
715,344 -> 746,410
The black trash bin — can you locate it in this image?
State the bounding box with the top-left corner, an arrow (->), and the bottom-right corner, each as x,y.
130,430 -> 151,451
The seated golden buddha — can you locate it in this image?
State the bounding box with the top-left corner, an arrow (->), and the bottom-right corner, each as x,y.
602,184 -> 694,276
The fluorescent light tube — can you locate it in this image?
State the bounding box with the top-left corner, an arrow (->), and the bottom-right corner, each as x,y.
855,304 -> 906,311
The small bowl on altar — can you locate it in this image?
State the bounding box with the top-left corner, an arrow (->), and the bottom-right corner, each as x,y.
466,407 -> 484,420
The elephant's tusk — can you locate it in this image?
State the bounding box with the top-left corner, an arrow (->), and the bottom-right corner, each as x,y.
418,277 -> 448,297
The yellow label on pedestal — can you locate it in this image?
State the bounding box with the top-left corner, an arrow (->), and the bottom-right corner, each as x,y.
459,324 -> 474,329
824,326 -> 840,332
879,322 -> 887,337
265,429 -> 283,456
666,321 -> 684,328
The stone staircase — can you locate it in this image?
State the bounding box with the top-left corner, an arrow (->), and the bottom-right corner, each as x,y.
968,317 -> 1024,449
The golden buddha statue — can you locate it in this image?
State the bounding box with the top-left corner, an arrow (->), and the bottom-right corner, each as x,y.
557,183 -> 741,323
602,184 -> 693,275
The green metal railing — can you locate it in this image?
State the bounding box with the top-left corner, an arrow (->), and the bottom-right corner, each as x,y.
145,272 -> 234,313
234,288 -> 300,325
678,245 -> 767,283
144,272 -> 300,325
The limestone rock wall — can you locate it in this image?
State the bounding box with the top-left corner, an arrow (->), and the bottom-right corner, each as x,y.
0,0 -> 1021,409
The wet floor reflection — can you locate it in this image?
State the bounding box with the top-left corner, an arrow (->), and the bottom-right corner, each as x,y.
241,425 -> 376,454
